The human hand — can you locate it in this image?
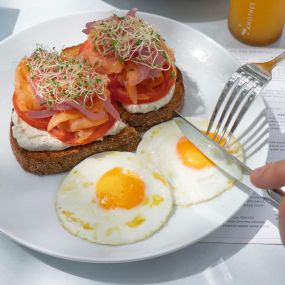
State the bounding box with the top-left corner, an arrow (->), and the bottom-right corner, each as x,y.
250,160 -> 285,244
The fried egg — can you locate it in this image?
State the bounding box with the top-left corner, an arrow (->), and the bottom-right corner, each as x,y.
56,152 -> 173,245
137,117 -> 244,206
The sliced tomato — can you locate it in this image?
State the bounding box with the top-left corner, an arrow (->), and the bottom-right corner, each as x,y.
80,118 -> 115,144
13,92 -> 50,130
108,67 -> 177,105
48,127 -> 75,143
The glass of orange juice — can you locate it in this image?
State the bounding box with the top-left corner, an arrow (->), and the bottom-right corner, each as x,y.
228,0 -> 285,46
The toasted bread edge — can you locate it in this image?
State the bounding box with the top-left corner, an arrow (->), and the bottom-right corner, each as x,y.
10,124 -> 141,175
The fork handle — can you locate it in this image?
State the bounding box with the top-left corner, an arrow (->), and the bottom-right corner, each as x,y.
259,51 -> 285,72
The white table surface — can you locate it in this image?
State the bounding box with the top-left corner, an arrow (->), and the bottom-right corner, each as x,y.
0,0 -> 285,284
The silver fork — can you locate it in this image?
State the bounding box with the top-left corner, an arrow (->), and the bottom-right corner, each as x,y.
207,51 -> 285,146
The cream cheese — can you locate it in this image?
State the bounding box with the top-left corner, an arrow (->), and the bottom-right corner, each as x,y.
93,120 -> 126,141
105,120 -> 126,136
12,111 -> 126,151
122,84 -> 175,114
12,111 -> 70,151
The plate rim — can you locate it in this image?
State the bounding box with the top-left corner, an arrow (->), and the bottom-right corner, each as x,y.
0,9 -> 267,263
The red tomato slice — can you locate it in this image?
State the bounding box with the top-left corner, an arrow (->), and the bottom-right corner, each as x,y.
48,127 -> 75,143
81,118 -> 116,144
13,92 -> 50,130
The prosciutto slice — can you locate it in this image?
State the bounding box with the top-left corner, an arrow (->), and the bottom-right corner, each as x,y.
27,109 -> 54,118
82,21 -> 96,35
66,101 -> 106,120
103,100 -> 120,120
127,8 -> 138,17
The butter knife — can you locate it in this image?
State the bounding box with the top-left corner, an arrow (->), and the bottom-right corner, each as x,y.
174,112 -> 284,206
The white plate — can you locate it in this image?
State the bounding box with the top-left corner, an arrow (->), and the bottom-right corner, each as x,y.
0,10 -> 269,263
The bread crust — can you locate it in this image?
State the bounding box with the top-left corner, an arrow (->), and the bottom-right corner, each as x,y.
10,124 -> 141,175
61,44 -> 81,58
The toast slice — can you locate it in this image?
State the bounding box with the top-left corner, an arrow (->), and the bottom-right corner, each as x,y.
10,45 -> 184,175
10,123 -> 141,175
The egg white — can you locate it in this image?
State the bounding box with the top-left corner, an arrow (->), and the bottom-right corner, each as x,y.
137,117 -> 244,206
56,152 -> 173,245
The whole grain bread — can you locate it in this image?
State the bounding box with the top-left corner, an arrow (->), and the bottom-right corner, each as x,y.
10,124 -> 141,175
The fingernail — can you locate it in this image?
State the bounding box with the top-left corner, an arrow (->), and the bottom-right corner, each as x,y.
253,165 -> 266,177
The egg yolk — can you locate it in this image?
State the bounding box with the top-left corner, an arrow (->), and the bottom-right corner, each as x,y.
176,134 -> 225,169
96,167 -> 145,210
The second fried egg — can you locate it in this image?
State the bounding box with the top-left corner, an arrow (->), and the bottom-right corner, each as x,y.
137,117 -> 244,206
56,152 -> 173,245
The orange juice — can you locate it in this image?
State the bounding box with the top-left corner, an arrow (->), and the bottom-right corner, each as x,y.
228,0 -> 285,46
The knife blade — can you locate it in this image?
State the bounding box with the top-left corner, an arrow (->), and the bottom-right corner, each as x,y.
174,112 -> 284,206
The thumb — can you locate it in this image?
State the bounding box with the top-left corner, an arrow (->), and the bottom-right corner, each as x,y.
250,160 -> 285,189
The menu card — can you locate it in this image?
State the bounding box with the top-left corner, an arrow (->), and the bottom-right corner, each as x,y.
202,48 -> 285,244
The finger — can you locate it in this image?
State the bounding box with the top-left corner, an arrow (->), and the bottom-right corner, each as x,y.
279,197 -> 285,245
250,160 -> 285,189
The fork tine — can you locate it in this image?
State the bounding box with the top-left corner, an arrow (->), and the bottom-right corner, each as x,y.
222,83 -> 264,146
208,51 -> 285,147
206,71 -> 243,135
212,74 -> 252,141
217,79 -> 256,144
